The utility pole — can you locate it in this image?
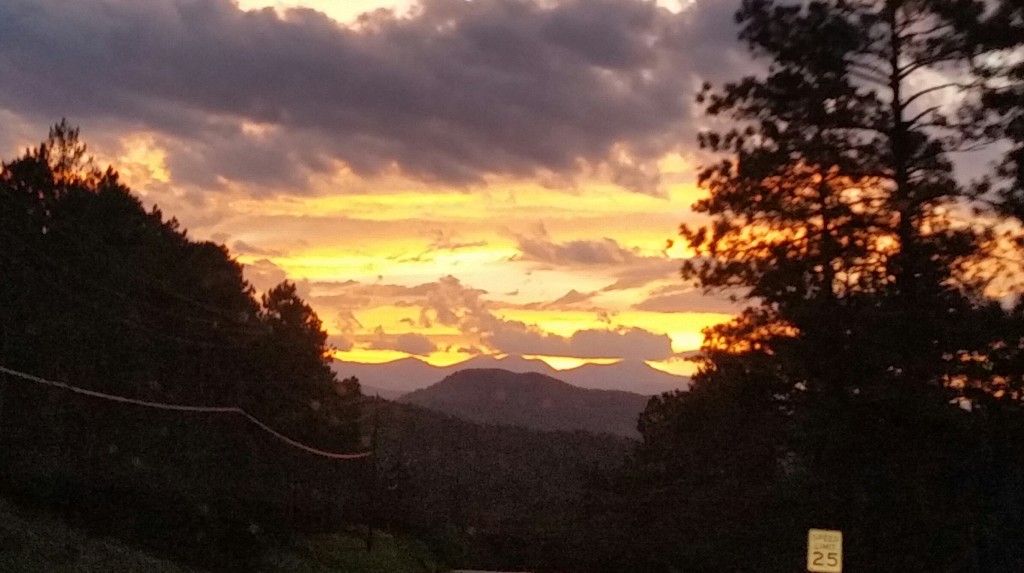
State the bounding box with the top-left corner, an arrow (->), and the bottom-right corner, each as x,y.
365,397 -> 380,552
0,328 -> 9,462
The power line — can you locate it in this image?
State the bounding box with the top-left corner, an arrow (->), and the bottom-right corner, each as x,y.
0,365 -> 371,461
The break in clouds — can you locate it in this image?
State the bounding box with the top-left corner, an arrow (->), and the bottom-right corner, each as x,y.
292,272 -> 681,361
0,0 -> 743,194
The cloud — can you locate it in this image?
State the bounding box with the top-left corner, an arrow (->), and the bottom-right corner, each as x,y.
368,326 -> 438,355
231,240 -> 284,257
243,258 -> 290,293
241,258 -> 317,301
511,222 -> 646,267
601,259 -> 680,291
512,288 -> 598,311
417,275 -> 491,328
282,272 -> 670,360
328,334 -> 355,352
509,223 -> 685,294
410,276 -> 674,359
568,327 -> 674,359
514,240 -> 681,292
423,228 -> 488,251
307,279 -> 449,310
486,322 -> 674,360
633,283 -> 744,314
311,275 -> 676,360
0,0 -> 745,194
547,288 -> 593,306
516,235 -> 642,266
334,309 -> 364,334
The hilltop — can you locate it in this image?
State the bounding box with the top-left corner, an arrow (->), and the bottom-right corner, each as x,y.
400,368 -> 650,438
334,355 -> 689,397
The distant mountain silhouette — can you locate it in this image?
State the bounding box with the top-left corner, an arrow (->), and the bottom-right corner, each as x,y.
332,355 -> 689,396
556,360 -> 691,394
359,384 -> 407,401
399,369 -> 650,437
332,357 -> 449,394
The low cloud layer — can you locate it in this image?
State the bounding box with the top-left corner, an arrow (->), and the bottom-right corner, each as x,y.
488,323 -> 675,360
410,276 -> 679,360
508,222 -> 686,293
0,0 -> 743,194
515,235 -> 642,266
368,327 -> 439,355
633,283 -> 745,314
299,274 -> 683,360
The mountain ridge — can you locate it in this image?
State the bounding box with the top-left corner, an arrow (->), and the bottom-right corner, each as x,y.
399,368 -> 651,438
332,355 -> 689,396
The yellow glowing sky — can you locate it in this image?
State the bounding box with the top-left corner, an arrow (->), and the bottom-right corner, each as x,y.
235,0 -> 420,23
63,0 -> 740,378
5,0 -> 1016,386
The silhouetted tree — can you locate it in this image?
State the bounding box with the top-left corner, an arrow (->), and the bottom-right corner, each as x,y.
615,2 -> 1024,571
684,0 -> 996,391
250,281 -> 362,449
0,123 -> 366,569
971,0 -> 1024,220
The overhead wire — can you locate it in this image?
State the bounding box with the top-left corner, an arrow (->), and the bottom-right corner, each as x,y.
0,168 -> 370,438
0,243 -> 365,404
0,365 -> 372,460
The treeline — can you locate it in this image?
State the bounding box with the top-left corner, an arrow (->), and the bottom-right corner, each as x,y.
0,123 -> 365,570
368,399 -> 634,570
573,2 -> 1024,572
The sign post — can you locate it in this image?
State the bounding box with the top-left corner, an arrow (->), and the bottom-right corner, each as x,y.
807,528 -> 842,573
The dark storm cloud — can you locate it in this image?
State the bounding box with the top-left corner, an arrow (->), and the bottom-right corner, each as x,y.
0,0 -> 745,193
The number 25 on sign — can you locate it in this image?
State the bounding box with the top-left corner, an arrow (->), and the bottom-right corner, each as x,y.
807,529 -> 842,573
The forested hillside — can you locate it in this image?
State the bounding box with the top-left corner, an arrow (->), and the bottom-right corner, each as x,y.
0,123 -> 368,570
370,398 -> 633,570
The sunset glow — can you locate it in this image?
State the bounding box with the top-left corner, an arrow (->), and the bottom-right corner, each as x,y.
0,0 -> 747,389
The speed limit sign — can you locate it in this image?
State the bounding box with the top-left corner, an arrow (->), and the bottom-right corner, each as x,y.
807,529 -> 842,572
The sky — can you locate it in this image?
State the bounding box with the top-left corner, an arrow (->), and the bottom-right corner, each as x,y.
0,0 -> 752,376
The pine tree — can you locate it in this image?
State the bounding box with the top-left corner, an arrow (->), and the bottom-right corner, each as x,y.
973,0 -> 1024,220
683,0 -> 994,393
622,2 -> 1021,570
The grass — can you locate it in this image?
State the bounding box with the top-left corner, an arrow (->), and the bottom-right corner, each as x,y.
0,497 -> 196,573
0,496 -> 444,573
263,528 -> 445,573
